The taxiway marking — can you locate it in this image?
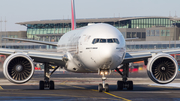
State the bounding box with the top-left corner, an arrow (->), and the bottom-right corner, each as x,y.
104,91 -> 131,101
60,80 -> 68,85
62,83 -> 131,101
67,85 -> 86,89
0,92 -> 117,100
91,89 -> 131,101
60,80 -> 86,89
0,86 -> 3,90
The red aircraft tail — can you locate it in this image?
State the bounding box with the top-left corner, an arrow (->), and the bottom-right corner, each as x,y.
71,0 -> 76,30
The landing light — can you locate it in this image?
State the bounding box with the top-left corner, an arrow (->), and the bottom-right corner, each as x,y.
99,69 -> 111,75
100,71 -> 108,75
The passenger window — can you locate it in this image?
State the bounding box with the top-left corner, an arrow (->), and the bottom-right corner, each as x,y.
107,39 -> 113,43
100,39 -> 106,43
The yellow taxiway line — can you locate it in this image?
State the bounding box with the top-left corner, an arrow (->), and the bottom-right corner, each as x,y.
0,92 -> 116,100
60,81 -> 131,101
104,91 -> 131,101
0,86 -> 3,90
91,89 -> 131,101
60,80 -> 68,85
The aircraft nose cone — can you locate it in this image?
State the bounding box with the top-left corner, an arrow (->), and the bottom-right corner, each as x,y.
100,45 -> 114,61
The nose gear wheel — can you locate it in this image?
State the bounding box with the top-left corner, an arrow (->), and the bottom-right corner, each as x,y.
98,69 -> 110,92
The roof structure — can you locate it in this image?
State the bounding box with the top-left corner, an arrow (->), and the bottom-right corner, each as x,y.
16,16 -> 178,25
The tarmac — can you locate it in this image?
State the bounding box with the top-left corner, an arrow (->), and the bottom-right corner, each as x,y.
1,71 -> 180,101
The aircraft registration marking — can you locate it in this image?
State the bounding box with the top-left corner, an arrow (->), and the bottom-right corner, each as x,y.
86,47 -> 98,49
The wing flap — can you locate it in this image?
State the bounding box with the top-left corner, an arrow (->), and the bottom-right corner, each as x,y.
123,51 -> 152,63
3,37 -> 58,46
0,48 -> 16,55
123,48 -> 180,64
27,51 -> 65,66
0,48 -> 65,66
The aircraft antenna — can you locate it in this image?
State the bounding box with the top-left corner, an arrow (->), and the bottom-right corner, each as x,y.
175,11 -> 177,18
169,11 -> 172,17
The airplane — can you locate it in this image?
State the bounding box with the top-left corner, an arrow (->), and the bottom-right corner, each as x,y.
1,0 -> 180,92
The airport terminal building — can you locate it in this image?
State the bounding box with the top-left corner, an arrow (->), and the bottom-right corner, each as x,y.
2,16 -> 180,50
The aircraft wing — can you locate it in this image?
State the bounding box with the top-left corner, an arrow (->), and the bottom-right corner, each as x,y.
3,37 -> 58,46
0,48 -> 65,66
123,48 -> 180,64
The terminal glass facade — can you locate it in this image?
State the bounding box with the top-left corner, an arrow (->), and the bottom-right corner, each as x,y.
26,17 -> 180,42
131,18 -> 173,28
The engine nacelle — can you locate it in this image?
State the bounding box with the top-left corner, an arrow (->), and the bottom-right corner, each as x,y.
147,53 -> 178,84
3,53 -> 34,84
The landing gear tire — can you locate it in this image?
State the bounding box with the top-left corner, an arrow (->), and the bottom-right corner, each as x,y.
39,81 -> 44,90
49,81 -> 55,90
39,80 -> 55,90
127,81 -> 133,90
105,84 -> 109,92
117,81 -> 133,90
98,84 -> 103,92
117,81 -> 123,90
116,63 -> 134,91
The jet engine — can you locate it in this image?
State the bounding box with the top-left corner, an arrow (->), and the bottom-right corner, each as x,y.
3,53 -> 34,84
147,53 -> 178,84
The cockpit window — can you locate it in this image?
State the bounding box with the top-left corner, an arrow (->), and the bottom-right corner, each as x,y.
92,39 -> 96,44
92,39 -> 99,44
107,39 -> 113,43
92,38 -> 120,44
100,39 -> 106,43
96,39 -> 99,43
113,38 -> 119,44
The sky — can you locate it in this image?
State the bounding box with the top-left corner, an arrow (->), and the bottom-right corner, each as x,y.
0,0 -> 180,31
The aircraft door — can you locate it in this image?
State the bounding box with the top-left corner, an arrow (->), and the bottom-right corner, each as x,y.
79,35 -> 85,55
78,35 -> 90,58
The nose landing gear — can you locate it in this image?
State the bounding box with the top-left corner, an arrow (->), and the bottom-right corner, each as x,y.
98,69 -> 110,92
98,76 -> 109,92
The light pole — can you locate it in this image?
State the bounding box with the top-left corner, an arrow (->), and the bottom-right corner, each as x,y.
172,19 -> 178,59
174,20 -> 176,48
0,17 -> 2,48
0,17 -> 2,32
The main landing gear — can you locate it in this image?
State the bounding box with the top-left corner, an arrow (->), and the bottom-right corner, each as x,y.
98,69 -> 110,92
39,63 -> 59,90
116,63 -> 133,90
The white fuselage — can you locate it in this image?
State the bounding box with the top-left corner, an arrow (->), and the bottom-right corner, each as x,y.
57,23 -> 126,73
